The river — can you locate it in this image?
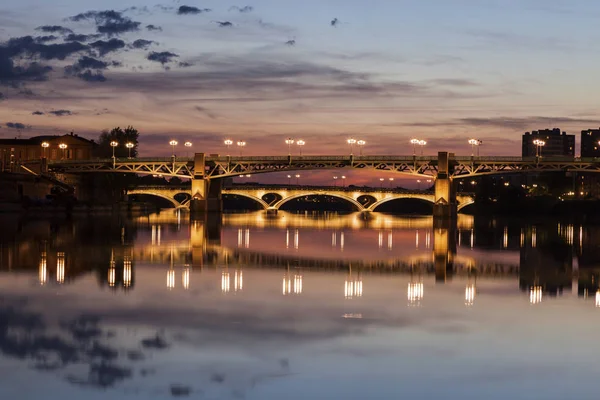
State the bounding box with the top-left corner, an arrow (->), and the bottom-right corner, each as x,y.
0,210 -> 598,399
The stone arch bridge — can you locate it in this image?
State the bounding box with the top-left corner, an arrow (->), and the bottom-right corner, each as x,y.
127,185 -> 475,212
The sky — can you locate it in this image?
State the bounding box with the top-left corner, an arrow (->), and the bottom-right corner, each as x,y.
1,0 -> 600,168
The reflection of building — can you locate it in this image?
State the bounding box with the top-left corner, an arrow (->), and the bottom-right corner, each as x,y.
522,128 -> 575,157
519,225 -> 572,297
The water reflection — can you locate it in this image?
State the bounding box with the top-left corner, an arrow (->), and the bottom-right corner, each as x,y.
1,211 -> 600,397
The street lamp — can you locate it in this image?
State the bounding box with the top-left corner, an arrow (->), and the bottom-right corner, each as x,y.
418,140 -> 427,155
468,138 -> 482,156
296,139 -> 305,156
237,141 -> 246,156
184,141 -> 192,157
125,142 -> 134,158
59,143 -> 68,159
287,174 -> 292,185
379,177 -> 384,188
285,138 -> 294,155
295,174 -> 300,185
533,139 -> 545,157
169,140 -> 178,157
224,139 -> 233,155
333,176 -> 338,187
388,177 -> 394,188
410,138 -> 420,155
347,138 -> 356,155
417,179 -> 421,190
341,175 -> 346,187
357,139 -> 366,156
41,142 -> 49,158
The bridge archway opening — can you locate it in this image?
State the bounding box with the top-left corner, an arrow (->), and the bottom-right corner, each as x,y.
357,195 -> 378,208
128,194 -> 178,209
174,192 -> 191,205
371,198 -> 434,215
223,194 -> 266,211
277,194 -> 361,212
262,192 -> 283,206
457,201 -> 475,214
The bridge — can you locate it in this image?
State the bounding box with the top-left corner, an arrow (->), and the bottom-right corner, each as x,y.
39,152 -> 600,217
127,185 -> 475,212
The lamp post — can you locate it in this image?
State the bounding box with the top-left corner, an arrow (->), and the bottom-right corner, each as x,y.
533,139 -> 545,158
287,174 -> 292,185
333,176 -> 338,187
125,142 -> 134,159
417,179 -> 421,190
296,139 -> 305,156
410,138 -> 419,155
389,177 -> 394,188
237,141 -> 246,156
169,140 -> 178,158
59,143 -> 67,160
285,138 -> 294,155
224,139 -> 233,155
468,138 -> 482,156
41,142 -> 49,158
341,175 -> 346,188
418,140 -> 427,156
347,138 -> 356,155
295,174 -> 300,185
379,178 -> 384,188
357,139 -> 366,156
184,141 -> 192,158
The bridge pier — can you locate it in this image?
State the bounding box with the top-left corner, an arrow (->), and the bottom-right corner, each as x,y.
190,153 -> 222,218
433,217 -> 456,282
433,152 -> 457,219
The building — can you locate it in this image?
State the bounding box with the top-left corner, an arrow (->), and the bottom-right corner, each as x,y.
580,128 -> 600,158
0,133 -> 96,172
522,128 -> 575,157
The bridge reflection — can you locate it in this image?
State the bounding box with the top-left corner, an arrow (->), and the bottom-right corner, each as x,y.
1,211 -> 600,306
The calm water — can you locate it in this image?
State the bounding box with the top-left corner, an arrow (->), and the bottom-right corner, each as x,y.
0,210 -> 599,400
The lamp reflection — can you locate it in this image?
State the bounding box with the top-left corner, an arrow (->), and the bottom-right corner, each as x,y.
39,251 -> 47,285
344,268 -> 362,299
596,290 -> 600,308
234,269 -> 243,292
167,269 -> 175,290
465,284 -> 476,306
407,282 -> 423,305
123,255 -> 132,288
221,269 -> 243,293
529,286 -> 542,304
57,252 -> 65,284
283,274 -> 303,295
182,266 -> 190,290
221,271 -> 230,293
503,227 -> 508,249
294,229 -> 299,250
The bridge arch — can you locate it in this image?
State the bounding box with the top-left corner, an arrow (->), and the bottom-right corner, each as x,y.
368,196 -> 435,212
457,199 -> 475,211
127,191 -> 181,208
222,192 -> 269,210
273,193 -> 365,211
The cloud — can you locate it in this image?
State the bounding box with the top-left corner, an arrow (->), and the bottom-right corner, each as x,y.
34,35 -> 58,43
195,106 -> 218,119
48,109 -> 73,116
229,6 -> 253,12
65,33 -> 101,42
68,10 -> 140,36
6,122 -> 30,129
36,25 -> 73,35
4,36 -> 88,60
401,116 -> 600,131
214,21 -> 233,27
178,61 -> 193,68
145,24 -> 162,32
89,39 -> 125,56
177,6 -> 211,15
78,70 -> 107,82
32,110 -> 44,115
428,79 -> 478,87
147,51 -> 178,64
132,39 -> 156,49
0,92 -> 4,100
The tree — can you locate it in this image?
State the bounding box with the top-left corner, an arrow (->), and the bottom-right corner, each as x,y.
96,126 -> 139,158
